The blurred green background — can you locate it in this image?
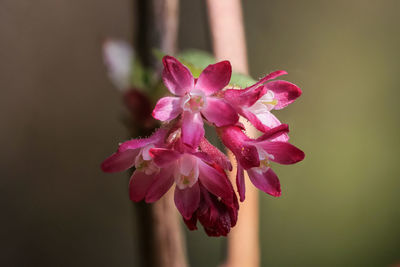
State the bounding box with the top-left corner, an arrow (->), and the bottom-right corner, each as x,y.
1,0 -> 399,266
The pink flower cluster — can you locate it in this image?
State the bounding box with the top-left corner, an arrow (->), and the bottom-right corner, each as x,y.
101,56 -> 305,236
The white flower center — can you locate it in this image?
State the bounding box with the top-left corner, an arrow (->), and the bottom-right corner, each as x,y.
135,144 -> 160,175
254,145 -> 275,173
181,90 -> 207,112
174,154 -> 199,189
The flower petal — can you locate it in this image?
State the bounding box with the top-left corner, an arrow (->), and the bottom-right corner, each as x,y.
101,149 -> 139,173
118,128 -> 167,152
247,70 -> 287,90
236,164 -> 246,202
247,168 -> 281,197
223,85 -> 267,107
255,124 -> 289,142
129,170 -> 156,202
258,141 -> 305,165
195,61 -> 232,95
174,183 -> 200,220
198,160 -> 233,204
201,98 -> 238,127
181,111 -> 205,148
149,148 -> 181,167
152,97 -> 182,121
145,168 -> 174,203
266,80 -> 302,110
218,126 -> 260,169
162,56 -> 194,96
199,138 -> 232,171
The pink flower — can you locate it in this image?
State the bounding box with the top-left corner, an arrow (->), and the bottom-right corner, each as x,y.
218,124 -> 305,201
223,70 -> 302,141
152,56 -> 239,148
149,143 -> 235,221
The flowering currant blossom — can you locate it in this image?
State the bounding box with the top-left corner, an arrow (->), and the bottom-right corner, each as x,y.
152,56 -> 239,148
218,124 -> 305,202
101,54 -> 305,236
223,70 -> 302,141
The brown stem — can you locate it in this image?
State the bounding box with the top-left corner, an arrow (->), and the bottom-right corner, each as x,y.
133,1 -> 188,267
206,1 -> 260,267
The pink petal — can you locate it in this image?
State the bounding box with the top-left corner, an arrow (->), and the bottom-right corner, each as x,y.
101,149 -> 139,173
266,80 -> 302,110
198,160 -> 233,204
201,97 -> 238,127
181,111 -> 204,148
118,128 -> 167,152
129,170 -> 156,202
259,141 -> 305,164
149,148 -> 181,167
152,97 -> 182,121
236,164 -> 246,202
240,108 -> 270,133
218,126 -> 260,169
162,56 -> 194,96
195,61 -> 232,95
223,85 -> 267,107
247,168 -> 281,197
174,183 -> 200,220
199,138 -> 232,171
247,70 -> 287,90
255,124 -> 289,142
145,168 -> 174,203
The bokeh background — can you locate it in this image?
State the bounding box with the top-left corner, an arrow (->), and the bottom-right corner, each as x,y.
1,0 -> 399,266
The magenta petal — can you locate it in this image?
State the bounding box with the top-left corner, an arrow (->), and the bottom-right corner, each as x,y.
201,98 -> 238,127
266,80 -> 302,110
152,96 -> 181,121
149,148 -> 181,167
198,160 -> 233,204
259,141 -> 305,165
240,108 -> 270,133
118,128 -> 167,152
247,70 -> 287,90
101,149 -> 139,173
174,183 -> 200,220
129,170 -> 156,202
255,124 -> 289,142
247,168 -> 281,197
223,85 -> 266,107
199,138 -> 232,171
162,56 -> 194,96
145,168 -> 174,203
181,111 -> 205,148
195,61 -> 232,95
236,164 -> 246,202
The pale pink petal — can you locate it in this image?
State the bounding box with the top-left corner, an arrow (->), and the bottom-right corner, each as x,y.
118,128 -> 167,152
201,98 -> 238,127
218,125 -> 260,170
152,97 -> 182,121
149,148 -> 181,167
199,138 -> 232,171
129,170 -> 156,202
240,108 -> 270,133
181,111 -> 204,148
198,160 -> 233,204
174,183 -> 200,220
258,141 -> 305,165
236,164 -> 246,202
266,80 -> 302,110
162,56 -> 194,96
195,61 -> 232,95
101,149 -> 139,173
145,168 -> 174,203
247,168 -> 281,197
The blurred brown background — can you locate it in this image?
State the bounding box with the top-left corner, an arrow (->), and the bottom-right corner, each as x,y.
1,0 -> 399,266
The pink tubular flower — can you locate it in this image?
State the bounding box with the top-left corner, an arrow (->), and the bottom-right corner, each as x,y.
218,124 -> 305,202
223,70 -> 302,140
152,56 -> 239,148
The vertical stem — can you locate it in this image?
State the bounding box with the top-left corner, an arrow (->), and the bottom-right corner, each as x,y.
134,1 -> 188,267
206,1 -> 260,267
